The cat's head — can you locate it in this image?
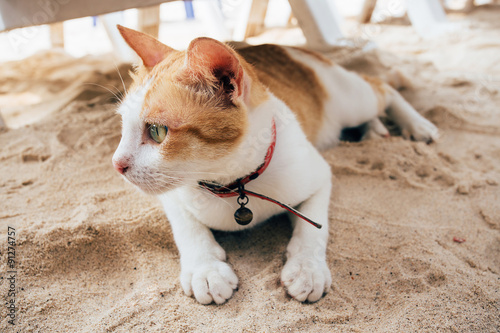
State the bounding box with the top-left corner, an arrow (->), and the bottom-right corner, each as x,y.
112,26 -> 268,194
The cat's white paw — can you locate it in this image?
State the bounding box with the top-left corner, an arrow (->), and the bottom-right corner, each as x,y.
180,260 -> 238,305
281,255 -> 332,302
364,118 -> 390,140
402,116 -> 439,143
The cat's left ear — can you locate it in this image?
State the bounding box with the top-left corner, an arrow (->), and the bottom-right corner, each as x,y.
183,38 -> 247,103
117,25 -> 175,68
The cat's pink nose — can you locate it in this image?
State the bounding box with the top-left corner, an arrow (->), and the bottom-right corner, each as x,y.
113,159 -> 129,175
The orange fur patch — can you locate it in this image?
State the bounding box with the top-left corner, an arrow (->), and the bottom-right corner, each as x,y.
237,45 -> 328,142
134,49 -> 248,162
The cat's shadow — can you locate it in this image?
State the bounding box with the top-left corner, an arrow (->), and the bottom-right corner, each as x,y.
212,214 -> 293,271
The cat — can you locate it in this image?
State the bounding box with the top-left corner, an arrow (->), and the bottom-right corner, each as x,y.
112,25 -> 438,305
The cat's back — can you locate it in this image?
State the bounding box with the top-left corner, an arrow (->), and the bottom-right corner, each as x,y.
236,44 -> 332,142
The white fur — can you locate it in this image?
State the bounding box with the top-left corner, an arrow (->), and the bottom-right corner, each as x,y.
113,48 -> 438,305
284,47 -> 439,146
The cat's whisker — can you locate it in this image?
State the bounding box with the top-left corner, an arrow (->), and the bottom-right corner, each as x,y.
85,83 -> 122,99
114,63 -> 128,96
107,84 -> 125,101
151,175 -> 186,186
166,170 -> 227,176
151,178 -> 183,186
82,83 -> 124,102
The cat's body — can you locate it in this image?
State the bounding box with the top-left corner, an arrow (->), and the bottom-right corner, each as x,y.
112,26 -> 438,305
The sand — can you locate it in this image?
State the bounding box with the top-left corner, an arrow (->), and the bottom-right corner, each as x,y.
1,7 -> 499,333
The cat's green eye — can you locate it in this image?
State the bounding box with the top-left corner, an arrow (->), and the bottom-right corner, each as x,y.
148,124 -> 168,144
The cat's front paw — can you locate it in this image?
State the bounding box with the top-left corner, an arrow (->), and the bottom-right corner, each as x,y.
180,260 -> 238,305
403,116 -> 439,143
281,255 -> 332,302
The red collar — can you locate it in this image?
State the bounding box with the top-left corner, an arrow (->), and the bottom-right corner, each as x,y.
198,118 -> 276,197
198,118 -> 322,229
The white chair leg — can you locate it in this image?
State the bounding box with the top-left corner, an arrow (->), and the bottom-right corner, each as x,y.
287,0 -> 344,50
359,0 -> 378,23
406,0 -> 449,38
233,0 -> 254,41
100,12 -> 136,62
195,0 -> 231,41
245,0 -> 269,38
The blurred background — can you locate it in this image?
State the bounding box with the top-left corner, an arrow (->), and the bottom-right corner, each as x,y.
0,0 -> 496,61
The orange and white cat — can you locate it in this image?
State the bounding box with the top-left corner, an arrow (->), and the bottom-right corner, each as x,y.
112,26 -> 438,305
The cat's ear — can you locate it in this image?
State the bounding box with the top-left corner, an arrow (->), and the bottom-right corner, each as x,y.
117,25 -> 175,68
183,37 -> 246,102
